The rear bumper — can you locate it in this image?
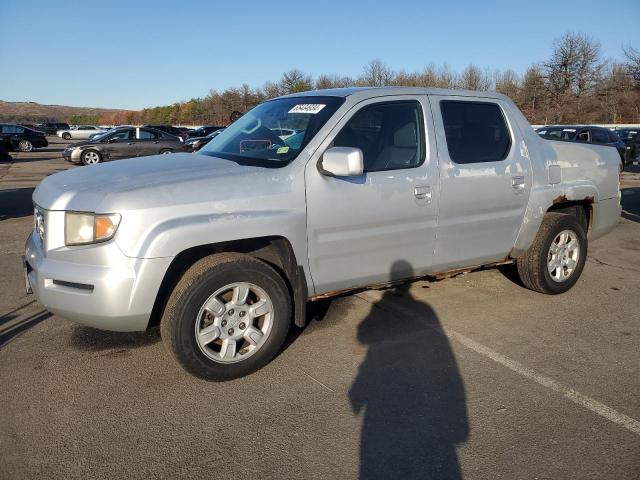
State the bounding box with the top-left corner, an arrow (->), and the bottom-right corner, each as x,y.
25,231 -> 173,332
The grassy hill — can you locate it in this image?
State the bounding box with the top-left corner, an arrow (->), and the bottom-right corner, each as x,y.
0,100 -> 135,123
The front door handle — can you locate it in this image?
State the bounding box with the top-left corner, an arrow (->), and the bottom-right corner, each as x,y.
512,176 -> 526,190
414,185 -> 432,201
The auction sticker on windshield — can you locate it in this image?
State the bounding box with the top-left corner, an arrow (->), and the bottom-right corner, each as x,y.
288,104 -> 326,114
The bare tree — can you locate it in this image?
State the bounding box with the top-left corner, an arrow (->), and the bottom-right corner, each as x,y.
279,70 -> 313,94
520,66 -> 547,124
315,74 -> 356,90
543,32 -> 604,121
459,64 -> 492,91
494,69 -> 521,102
360,59 -> 394,87
623,44 -> 640,82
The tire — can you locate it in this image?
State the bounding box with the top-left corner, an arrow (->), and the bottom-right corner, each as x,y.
160,149 -> 173,154
516,212 -> 587,294
18,140 -> 33,152
81,149 -> 102,165
161,253 -> 292,380
62,133 -> 71,140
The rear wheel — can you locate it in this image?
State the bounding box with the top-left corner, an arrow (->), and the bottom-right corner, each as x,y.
161,253 -> 292,380
516,212 -> 587,294
81,149 -> 102,165
160,149 -> 173,154
18,140 -> 33,152
62,132 -> 71,140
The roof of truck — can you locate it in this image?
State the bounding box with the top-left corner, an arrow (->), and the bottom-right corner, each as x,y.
278,86 -> 511,101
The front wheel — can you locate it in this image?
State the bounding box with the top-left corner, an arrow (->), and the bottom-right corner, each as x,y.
161,253 -> 292,380
18,140 -> 33,152
81,149 -> 102,165
516,212 -> 587,294
160,149 -> 173,154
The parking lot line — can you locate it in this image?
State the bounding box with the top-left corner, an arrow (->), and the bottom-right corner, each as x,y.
356,291 -> 640,437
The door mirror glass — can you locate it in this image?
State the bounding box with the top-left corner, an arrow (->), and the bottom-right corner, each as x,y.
320,147 -> 364,177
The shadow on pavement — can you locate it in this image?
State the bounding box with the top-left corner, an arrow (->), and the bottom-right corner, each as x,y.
68,325 -> 161,352
621,187 -> 640,223
350,260 -> 468,479
0,310 -> 52,347
0,188 -> 35,220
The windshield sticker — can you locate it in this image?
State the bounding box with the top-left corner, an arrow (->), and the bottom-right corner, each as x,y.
277,146 -> 290,154
288,104 -> 326,114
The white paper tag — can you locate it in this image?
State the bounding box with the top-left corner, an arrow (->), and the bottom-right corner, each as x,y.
288,104 -> 326,114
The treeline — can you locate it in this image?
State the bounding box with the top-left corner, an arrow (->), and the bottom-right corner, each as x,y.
26,33 -> 640,126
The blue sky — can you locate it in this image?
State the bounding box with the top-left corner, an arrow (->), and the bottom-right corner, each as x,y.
1,0 -> 638,110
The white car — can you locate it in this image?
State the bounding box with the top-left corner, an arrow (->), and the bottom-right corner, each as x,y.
57,125 -> 107,140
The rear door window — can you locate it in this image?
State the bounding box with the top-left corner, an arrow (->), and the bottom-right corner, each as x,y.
440,101 -> 511,163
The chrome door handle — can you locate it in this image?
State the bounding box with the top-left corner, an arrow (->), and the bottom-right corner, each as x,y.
512,176 -> 525,189
414,185 -> 432,200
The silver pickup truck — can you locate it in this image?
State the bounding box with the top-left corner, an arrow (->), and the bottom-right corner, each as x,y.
24,87 -> 621,380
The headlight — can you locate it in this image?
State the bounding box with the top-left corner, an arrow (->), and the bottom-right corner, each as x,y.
65,212 -> 121,246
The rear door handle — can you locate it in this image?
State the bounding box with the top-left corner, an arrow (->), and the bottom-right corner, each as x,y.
414,185 -> 432,201
512,176 -> 525,189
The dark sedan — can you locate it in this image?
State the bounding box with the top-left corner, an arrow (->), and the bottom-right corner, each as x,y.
142,124 -> 189,141
36,122 -> 70,135
615,128 -> 639,163
62,126 -> 187,165
184,128 -> 225,152
187,125 -> 225,138
536,125 -> 628,169
0,123 -> 48,152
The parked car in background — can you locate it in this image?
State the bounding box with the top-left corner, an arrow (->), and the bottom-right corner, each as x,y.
142,125 -> 188,141
27,87 -> 621,380
186,125 -> 225,138
62,126 -> 187,165
0,123 -> 48,152
184,128 -> 225,152
536,125 -> 628,170
36,122 -> 70,135
615,128 -> 639,163
57,125 -> 107,140
176,127 -> 194,136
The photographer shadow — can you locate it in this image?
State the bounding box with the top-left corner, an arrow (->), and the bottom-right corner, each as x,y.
349,260 -> 469,479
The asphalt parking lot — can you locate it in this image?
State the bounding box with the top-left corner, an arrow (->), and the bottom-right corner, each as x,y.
1,138 -> 639,479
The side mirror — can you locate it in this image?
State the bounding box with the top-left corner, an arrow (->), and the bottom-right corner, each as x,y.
320,147 -> 364,177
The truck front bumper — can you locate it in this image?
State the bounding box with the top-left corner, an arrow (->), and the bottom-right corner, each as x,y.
24,232 -> 173,332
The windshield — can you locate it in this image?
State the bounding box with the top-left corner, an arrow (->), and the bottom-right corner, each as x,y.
198,96 -> 344,167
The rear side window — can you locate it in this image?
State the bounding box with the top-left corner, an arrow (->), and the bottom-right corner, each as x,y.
2,125 -> 24,134
333,101 -> 425,172
137,129 -> 159,140
440,101 -> 511,164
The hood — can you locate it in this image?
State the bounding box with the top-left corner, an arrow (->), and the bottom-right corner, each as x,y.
33,153 -> 291,212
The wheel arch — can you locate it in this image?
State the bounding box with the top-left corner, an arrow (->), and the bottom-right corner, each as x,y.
148,236 -> 308,330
